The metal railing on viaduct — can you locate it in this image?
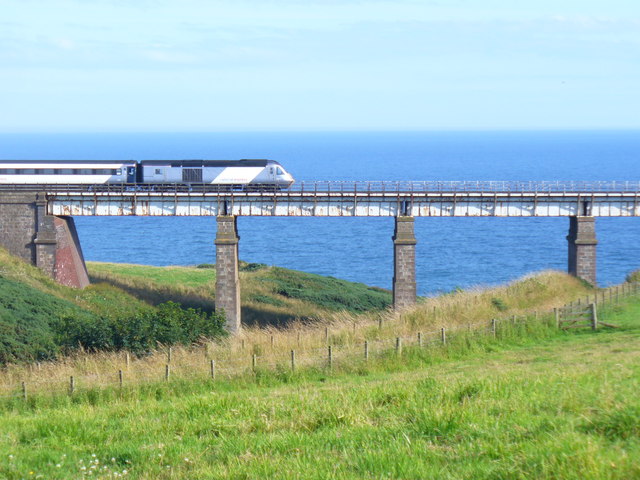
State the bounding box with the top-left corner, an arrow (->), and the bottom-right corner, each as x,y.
38,180 -> 640,217
1,181 -> 639,333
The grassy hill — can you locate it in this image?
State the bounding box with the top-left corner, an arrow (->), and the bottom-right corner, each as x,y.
0,249 -> 393,362
0,292 -> 638,479
87,261 -> 393,326
1,246 -> 639,478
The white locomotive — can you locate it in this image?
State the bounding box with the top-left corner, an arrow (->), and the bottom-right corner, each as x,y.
0,159 -> 295,189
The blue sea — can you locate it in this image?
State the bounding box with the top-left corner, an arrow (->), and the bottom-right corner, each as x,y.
1,131 -> 639,295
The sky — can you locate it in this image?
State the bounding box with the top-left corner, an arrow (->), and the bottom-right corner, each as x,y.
1,0 -> 639,132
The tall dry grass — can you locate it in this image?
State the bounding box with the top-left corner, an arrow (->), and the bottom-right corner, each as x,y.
0,270 -> 595,398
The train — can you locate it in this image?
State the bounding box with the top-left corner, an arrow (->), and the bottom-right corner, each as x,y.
0,159 -> 295,189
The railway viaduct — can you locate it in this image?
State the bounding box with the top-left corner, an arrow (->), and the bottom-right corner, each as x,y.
1,181 -> 639,333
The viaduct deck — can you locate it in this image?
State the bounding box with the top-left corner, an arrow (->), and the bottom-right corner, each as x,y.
39,181 -> 640,217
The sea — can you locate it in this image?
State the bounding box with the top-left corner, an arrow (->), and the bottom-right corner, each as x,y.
1,130 -> 639,296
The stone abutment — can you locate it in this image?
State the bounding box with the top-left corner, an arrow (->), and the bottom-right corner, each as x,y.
0,192 -> 88,288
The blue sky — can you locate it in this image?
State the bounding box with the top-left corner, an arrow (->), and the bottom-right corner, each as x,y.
1,0 -> 639,131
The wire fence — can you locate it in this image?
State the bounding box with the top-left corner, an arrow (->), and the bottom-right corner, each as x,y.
1,282 -> 638,403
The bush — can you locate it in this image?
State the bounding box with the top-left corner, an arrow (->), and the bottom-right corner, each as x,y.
491,297 -> 508,312
626,269 -> 640,283
64,301 -> 226,355
240,262 -> 267,272
0,275 -> 227,363
0,276 -> 94,363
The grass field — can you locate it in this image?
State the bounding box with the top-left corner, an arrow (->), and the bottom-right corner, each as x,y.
1,296 -> 638,479
87,261 -> 393,324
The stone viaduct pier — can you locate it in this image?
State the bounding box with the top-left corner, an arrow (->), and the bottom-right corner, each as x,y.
1,180 -> 639,333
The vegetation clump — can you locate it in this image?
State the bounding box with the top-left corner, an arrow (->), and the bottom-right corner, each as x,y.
266,267 -> 391,313
626,269 -> 640,283
0,274 -> 225,363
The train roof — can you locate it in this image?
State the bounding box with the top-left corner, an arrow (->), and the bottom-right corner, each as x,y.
139,159 -> 278,167
0,160 -> 136,164
0,159 -> 280,167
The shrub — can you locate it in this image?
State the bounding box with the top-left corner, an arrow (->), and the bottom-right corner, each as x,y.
0,276 -> 99,363
0,274 -> 227,363
491,297 -> 508,312
240,262 -> 267,272
626,269 -> 640,283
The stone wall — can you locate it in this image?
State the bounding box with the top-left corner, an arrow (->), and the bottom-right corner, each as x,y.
0,192 -> 38,264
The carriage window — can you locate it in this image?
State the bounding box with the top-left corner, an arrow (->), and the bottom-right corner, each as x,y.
116,169 -> 122,175
43,169 -> 55,175
155,169 -> 162,175
22,169 -> 35,175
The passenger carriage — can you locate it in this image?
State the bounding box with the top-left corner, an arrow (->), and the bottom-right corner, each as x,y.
0,159 -> 294,189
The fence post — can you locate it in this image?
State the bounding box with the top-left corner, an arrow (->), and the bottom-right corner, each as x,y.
21,382 -> 27,401
417,332 -> 422,347
327,345 -> 333,370
554,308 -> 560,328
364,341 -> 369,360
290,350 -> 296,371
441,327 -> 446,345
590,303 -> 598,330
125,352 -> 130,370
210,359 -> 216,380
165,364 -> 170,381
325,327 -> 329,343
270,335 -> 274,349
69,376 -> 75,395
378,317 -> 383,330
395,337 -> 402,355
491,319 -> 497,338
118,369 -> 123,388
252,354 -> 257,371
167,347 -> 172,364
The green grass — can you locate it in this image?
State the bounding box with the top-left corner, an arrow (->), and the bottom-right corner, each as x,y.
87,261 -> 393,325
1,296 -> 638,479
261,266 -> 391,312
88,262 -> 216,289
